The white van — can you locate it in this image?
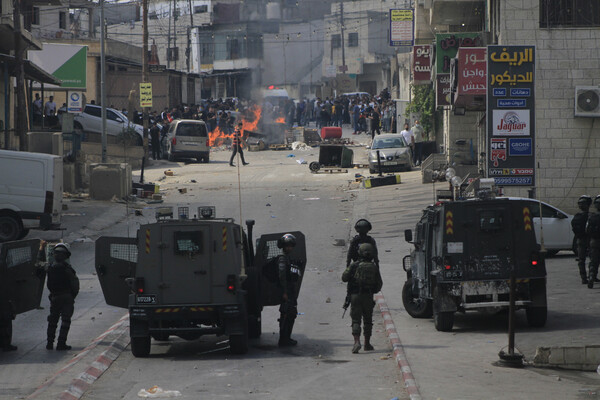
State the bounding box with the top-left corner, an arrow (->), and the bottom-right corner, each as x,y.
0,150 -> 63,242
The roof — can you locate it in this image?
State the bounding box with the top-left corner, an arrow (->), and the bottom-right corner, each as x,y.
0,53 -> 61,85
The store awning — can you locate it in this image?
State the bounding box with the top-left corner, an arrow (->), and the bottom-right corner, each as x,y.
0,53 -> 61,85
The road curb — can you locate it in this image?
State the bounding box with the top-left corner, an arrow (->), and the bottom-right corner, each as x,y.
376,293 -> 422,400
59,315 -> 130,400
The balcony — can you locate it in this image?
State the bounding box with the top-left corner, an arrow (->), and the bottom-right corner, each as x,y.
427,0 -> 484,30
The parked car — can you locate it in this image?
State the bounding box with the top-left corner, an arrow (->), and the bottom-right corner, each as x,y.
506,197 -> 575,256
368,134 -> 411,174
74,105 -> 144,144
0,150 -> 62,242
165,119 -> 210,162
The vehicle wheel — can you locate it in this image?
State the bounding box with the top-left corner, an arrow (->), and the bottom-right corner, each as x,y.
526,279 -> 547,328
17,228 -> 30,240
229,333 -> 248,354
434,311 -> 454,332
0,214 -> 22,243
136,135 -> 143,146
73,122 -> 83,130
167,147 -> 175,162
309,162 -> 321,172
151,333 -> 170,341
203,155 -> 210,163
369,168 -> 376,174
248,314 -> 262,339
402,279 -> 433,318
130,335 -> 151,357
572,237 -> 577,255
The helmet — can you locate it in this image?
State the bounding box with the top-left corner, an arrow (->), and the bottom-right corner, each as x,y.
277,233 -> 297,249
358,243 -> 375,259
578,195 -> 592,205
354,219 -> 372,234
595,195 -> 600,205
53,242 -> 71,256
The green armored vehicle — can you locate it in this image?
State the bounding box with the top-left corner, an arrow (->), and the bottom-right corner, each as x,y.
402,193 -> 547,332
95,206 -> 306,357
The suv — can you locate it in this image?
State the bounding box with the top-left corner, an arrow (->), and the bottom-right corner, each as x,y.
402,196 -> 547,332
95,206 -> 306,357
165,119 -> 210,162
74,105 -> 144,144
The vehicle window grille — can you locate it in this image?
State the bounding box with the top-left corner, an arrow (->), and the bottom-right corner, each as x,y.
264,240 -> 283,259
110,244 -> 138,263
6,247 -> 33,268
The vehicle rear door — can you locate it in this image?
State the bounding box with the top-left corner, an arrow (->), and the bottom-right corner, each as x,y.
462,202 -> 514,280
176,122 -> 208,154
254,232 -> 306,307
0,239 -> 45,315
160,224 -> 212,304
95,236 -> 137,309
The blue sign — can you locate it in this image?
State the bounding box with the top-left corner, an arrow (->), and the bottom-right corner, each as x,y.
493,88 -> 506,96
498,99 -> 526,108
508,138 -> 533,156
510,88 -> 530,97
494,176 -> 533,185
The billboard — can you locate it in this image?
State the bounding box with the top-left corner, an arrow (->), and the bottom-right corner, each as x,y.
487,45 -> 535,186
456,47 -> 486,96
29,44 -> 87,89
389,9 -> 414,47
435,33 -> 483,75
413,45 -> 432,83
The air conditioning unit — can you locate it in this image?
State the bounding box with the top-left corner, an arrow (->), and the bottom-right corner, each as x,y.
575,86 -> 600,117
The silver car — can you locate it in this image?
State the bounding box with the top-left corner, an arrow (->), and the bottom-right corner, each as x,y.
369,134 -> 411,173
166,119 -> 210,163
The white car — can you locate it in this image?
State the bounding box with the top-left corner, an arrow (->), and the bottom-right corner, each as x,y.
507,197 -> 575,256
74,105 -> 144,144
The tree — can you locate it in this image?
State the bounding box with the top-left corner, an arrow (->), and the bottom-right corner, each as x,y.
406,84 -> 436,140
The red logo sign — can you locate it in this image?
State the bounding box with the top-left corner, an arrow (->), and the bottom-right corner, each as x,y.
490,138 -> 507,167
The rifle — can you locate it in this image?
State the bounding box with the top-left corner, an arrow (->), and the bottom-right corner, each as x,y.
342,292 -> 351,319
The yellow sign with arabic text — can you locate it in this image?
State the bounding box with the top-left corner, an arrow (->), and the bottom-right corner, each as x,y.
140,83 -> 153,108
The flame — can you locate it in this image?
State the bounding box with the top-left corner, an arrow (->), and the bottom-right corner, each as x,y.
208,106 -> 262,146
275,117 -> 285,123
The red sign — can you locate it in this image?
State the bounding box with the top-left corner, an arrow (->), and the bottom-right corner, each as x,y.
413,45 -> 432,83
490,138 -> 507,167
457,47 -> 486,95
436,74 -> 451,107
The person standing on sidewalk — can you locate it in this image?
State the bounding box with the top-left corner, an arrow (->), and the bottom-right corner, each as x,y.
46,243 -> 79,351
229,123 -> 249,167
412,120 -> 425,166
342,243 -> 382,353
572,195 -> 593,284
585,195 -> 600,288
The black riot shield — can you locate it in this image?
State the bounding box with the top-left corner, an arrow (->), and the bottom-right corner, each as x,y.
0,239 -> 44,315
254,232 -> 306,307
95,236 -> 137,309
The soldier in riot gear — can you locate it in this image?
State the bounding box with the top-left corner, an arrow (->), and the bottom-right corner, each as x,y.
346,219 -> 379,268
572,195 -> 593,284
586,195 -> 600,289
277,234 -> 301,347
46,243 -> 79,350
342,243 -> 383,353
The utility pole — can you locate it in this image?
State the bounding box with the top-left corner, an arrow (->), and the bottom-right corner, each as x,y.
100,0 -> 107,162
173,0 -> 177,71
340,2 -> 346,74
167,0 -> 171,69
186,0 -> 194,73
142,0 -> 149,159
13,0 -> 27,150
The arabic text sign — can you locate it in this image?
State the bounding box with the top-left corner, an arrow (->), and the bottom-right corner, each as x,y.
457,47 -> 486,95
140,83 -> 152,108
390,9 -> 414,46
487,45 -> 535,186
413,45 -> 431,82
436,74 -> 451,107
435,33 -> 482,74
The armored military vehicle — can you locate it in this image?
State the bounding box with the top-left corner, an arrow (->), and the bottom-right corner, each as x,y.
402,193 -> 547,332
0,239 -> 47,340
95,206 -> 306,357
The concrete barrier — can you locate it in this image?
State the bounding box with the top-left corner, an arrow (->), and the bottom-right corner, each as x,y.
533,345 -> 600,371
80,142 -> 144,169
89,163 -> 132,200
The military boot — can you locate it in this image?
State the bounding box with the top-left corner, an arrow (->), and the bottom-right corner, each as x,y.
579,265 -> 588,284
352,335 -> 361,354
588,272 -> 594,289
363,336 -> 374,351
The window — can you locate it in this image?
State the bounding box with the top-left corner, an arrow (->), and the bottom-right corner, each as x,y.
348,32 -> 358,47
331,34 -> 341,49
479,209 -> 504,231
6,247 -> 33,268
85,106 -> 101,117
540,0 -> 600,27
59,11 -> 66,30
527,202 -> 562,218
194,5 -> 208,13
174,231 -> 203,255
227,38 -> 239,59
32,7 -> 40,25
176,123 -> 207,137
110,244 -> 138,263
167,47 -> 179,61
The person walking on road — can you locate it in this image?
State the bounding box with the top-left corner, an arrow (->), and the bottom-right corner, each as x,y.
369,106 -> 381,139
347,219 -> 379,268
342,243 -> 383,353
46,243 -> 79,350
572,195 -> 593,284
277,234 -> 302,347
150,120 -> 161,160
400,123 -> 414,162
229,123 -> 249,167
585,195 -> 600,288
412,120 -> 425,166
